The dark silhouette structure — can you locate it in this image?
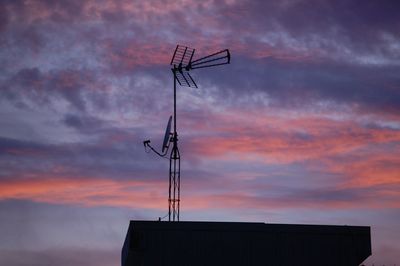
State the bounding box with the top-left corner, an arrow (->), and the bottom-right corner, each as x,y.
122,221 -> 371,266
143,45 -> 230,221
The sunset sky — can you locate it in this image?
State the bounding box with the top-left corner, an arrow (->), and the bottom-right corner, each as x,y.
1,0 -> 400,265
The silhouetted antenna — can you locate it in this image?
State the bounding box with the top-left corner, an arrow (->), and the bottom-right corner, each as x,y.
144,44 -> 230,222
143,116 -> 172,157
162,116 -> 172,153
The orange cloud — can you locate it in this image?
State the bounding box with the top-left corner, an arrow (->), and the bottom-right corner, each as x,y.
1,169 -> 398,212
179,108 -> 400,210
0,177 -> 167,209
327,152 -> 400,189
184,110 -> 400,164
2,107 -> 398,212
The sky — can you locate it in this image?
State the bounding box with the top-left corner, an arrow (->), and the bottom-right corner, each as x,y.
0,0 -> 399,265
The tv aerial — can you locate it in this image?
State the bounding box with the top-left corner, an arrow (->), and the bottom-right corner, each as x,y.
143,44 -> 230,221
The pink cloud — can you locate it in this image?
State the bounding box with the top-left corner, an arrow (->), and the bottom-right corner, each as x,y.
184,110 -> 400,164
329,152 -> 400,189
0,176 -> 167,209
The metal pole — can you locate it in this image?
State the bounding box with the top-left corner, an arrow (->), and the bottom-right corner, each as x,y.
169,69 -> 180,221
173,69 -> 176,221
168,152 -> 172,221
173,69 -> 177,142
177,148 -> 180,221
170,69 -> 181,222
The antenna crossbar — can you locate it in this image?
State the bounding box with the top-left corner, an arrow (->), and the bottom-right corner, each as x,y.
170,45 -> 195,68
191,55 -> 228,67
190,49 -> 230,69
174,70 -> 198,88
191,62 -> 231,70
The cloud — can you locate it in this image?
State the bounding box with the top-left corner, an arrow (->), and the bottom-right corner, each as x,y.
2,67 -> 97,111
2,171 -> 398,211
200,56 -> 400,115
2,101 -> 399,212
182,110 -> 400,163
0,177 -> 168,209
0,133 -> 169,182
2,0 -> 399,118
1,1 -> 400,265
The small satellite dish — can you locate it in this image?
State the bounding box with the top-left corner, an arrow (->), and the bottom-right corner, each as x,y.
162,116 -> 172,153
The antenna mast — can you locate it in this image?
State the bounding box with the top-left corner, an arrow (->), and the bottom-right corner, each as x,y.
144,45 -> 230,221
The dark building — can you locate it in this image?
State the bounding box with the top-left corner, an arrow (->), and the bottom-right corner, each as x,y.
122,220 -> 371,266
